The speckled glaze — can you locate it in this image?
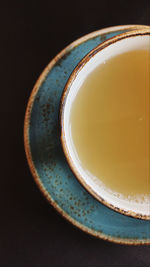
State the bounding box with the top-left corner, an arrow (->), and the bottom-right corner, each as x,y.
24,25 -> 150,245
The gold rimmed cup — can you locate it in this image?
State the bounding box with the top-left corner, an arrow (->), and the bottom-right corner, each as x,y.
60,28 -> 150,220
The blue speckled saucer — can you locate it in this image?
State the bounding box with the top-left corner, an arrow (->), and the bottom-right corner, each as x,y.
24,25 -> 150,245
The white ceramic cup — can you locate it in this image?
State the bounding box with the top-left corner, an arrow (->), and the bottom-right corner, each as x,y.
60,28 -> 150,220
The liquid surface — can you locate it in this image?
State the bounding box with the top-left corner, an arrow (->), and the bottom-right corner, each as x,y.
70,50 -> 150,197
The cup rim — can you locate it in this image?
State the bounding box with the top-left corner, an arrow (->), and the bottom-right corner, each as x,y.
60,27 -> 150,220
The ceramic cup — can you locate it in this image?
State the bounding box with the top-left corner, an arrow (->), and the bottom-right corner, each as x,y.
60,28 -> 150,220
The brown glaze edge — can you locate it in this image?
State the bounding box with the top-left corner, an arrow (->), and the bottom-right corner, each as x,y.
24,25 -> 150,245
60,28 -> 150,221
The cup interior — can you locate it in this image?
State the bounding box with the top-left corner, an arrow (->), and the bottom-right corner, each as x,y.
61,29 -> 150,219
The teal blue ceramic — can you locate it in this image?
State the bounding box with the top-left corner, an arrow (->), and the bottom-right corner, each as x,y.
24,25 -> 150,245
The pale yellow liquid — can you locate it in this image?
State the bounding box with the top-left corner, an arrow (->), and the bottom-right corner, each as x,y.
70,50 -> 150,197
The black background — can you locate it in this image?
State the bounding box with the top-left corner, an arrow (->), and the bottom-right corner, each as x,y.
1,1 -> 150,266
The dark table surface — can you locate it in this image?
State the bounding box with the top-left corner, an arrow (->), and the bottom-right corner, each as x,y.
1,1 -> 150,266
